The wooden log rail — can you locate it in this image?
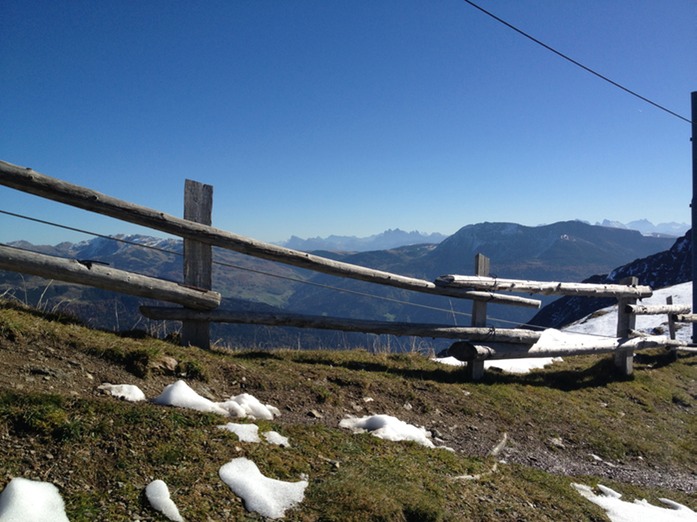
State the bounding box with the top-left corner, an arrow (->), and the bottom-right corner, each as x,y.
674,314 -> 697,323
626,304 -> 691,315
447,336 -> 686,362
435,274 -> 653,298
0,244 -> 221,309
0,161 -> 540,309
139,306 -> 544,343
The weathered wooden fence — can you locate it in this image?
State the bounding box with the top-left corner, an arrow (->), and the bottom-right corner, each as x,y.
0,159 -> 692,381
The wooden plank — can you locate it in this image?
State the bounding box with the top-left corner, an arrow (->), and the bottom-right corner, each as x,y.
674,314 -> 697,323
0,244 -> 221,309
467,254 -> 489,380
139,306 -> 544,343
448,336 -> 686,362
626,303 -> 691,315
182,179 -> 213,349
435,274 -> 652,298
615,276 -> 638,376
0,161 -> 540,308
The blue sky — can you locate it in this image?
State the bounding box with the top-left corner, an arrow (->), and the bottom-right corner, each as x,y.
1,0 -> 695,245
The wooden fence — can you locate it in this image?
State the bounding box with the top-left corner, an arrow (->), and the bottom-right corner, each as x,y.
0,159 -> 693,381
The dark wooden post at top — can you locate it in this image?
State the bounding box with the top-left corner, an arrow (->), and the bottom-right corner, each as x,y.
182,179 -> 213,349
690,91 -> 697,344
615,276 -> 638,376
465,253 -> 490,380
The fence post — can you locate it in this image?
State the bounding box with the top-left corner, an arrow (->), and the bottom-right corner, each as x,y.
465,253 -> 490,380
182,179 -> 213,349
615,276 -> 638,376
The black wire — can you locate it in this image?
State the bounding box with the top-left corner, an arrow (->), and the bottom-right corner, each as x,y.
1,208 -> 509,324
462,0 -> 692,125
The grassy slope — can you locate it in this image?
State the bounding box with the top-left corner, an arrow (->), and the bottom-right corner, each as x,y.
0,299 -> 695,521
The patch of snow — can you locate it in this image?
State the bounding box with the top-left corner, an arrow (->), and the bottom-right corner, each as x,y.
145,480 -> 184,522
98,383 -> 146,402
218,423 -> 261,443
153,380 -> 228,415
217,393 -> 281,420
219,457 -> 307,519
263,431 -> 290,447
0,477 -> 69,522
573,483 -> 697,522
339,414 -> 435,448
564,282 -> 693,343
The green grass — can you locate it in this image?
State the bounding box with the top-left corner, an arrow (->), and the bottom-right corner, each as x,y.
0,298 -> 695,520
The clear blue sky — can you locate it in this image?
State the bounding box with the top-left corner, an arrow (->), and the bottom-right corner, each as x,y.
1,0 -> 695,245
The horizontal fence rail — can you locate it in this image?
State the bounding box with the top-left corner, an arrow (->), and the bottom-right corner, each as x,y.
435,274 -> 653,298
0,161 -> 540,309
139,306 -> 545,343
1,159 -> 692,382
0,244 -> 221,309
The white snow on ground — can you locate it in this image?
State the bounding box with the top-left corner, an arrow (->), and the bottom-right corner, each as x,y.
0,477 -> 70,522
573,483 -> 697,522
151,381 -> 280,420
145,480 -> 184,522
217,392 -> 281,420
264,431 -> 290,447
3,286 -> 695,521
564,282 -> 693,342
218,423 -> 261,443
340,414 -> 436,448
218,457 -> 308,519
153,380 -> 229,415
98,383 -> 146,402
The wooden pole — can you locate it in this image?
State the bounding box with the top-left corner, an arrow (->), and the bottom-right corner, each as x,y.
626,303 -> 690,315
0,161 -> 540,309
181,180 -> 213,349
467,254 -> 490,380
692,91 -> 697,343
0,244 -> 221,309
615,276 -> 638,376
436,274 -> 652,298
448,336 -> 685,362
139,306 -> 544,343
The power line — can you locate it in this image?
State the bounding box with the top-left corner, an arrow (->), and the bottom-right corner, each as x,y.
1,208 -> 513,325
462,0 -> 692,125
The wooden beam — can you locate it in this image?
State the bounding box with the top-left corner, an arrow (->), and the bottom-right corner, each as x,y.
0,161 -> 540,308
626,303 -> 691,315
0,245 -> 221,309
182,179 -> 213,349
139,306 -> 544,343
435,274 -> 652,298
615,276 -> 638,376
448,336 -> 685,362
674,314 -> 697,323
468,254 -> 490,380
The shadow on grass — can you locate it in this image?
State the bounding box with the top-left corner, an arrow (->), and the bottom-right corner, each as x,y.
282,351 -> 644,391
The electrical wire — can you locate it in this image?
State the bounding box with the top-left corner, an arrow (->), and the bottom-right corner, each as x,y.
462,0 -> 692,125
2,208 -> 522,325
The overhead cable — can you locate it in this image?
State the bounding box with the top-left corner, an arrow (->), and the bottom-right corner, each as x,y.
462,0 -> 692,124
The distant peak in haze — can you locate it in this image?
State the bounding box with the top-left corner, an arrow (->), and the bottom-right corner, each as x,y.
595,219 -> 688,237
280,229 -> 448,252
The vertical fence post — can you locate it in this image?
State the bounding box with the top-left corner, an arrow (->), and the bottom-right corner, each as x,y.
182,179 -> 213,349
465,253 -> 490,380
615,276 -> 638,376
690,91 -> 697,344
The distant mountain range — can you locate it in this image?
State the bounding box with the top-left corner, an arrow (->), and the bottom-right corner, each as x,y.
0,220 -> 678,350
593,219 -> 688,237
279,220 -> 688,254
529,229 -> 692,330
280,228 -> 448,252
